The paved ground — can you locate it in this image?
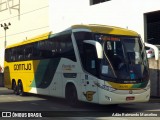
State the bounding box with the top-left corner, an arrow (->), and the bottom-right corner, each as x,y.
0,87 -> 159,120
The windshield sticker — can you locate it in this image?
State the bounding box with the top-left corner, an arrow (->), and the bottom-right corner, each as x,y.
91,60 -> 96,68
135,52 -> 140,59
102,65 -> 108,74
107,41 -> 112,50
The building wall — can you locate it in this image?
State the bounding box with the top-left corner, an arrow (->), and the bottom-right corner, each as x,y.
0,0 -> 50,66
49,0 -> 160,40
49,0 -> 89,32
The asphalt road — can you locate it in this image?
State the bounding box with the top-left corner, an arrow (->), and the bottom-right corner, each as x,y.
0,87 -> 159,120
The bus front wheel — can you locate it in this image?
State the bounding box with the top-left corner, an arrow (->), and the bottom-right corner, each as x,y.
65,84 -> 78,107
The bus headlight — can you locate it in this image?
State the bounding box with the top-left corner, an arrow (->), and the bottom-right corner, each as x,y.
107,86 -> 116,92
94,82 -> 116,92
105,96 -> 112,101
98,84 -> 116,92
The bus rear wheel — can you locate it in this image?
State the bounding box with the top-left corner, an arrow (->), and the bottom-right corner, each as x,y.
17,81 -> 25,96
12,81 -> 18,95
65,84 -> 78,107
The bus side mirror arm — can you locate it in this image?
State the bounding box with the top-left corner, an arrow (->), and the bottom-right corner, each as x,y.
83,40 -> 103,59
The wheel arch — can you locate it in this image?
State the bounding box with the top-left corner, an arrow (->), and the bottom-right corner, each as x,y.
17,79 -> 22,83
65,81 -> 79,99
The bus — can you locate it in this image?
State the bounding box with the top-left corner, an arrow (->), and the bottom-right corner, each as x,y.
4,24 -> 150,106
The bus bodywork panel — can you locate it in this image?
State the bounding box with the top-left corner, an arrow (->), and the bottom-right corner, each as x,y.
4,58 -> 60,93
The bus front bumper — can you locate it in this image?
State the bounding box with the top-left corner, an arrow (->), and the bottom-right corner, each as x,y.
98,89 -> 150,105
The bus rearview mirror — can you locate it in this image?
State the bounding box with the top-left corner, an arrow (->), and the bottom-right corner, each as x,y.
83,40 -> 103,59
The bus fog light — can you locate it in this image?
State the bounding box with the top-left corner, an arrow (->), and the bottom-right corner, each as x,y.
105,96 -> 112,101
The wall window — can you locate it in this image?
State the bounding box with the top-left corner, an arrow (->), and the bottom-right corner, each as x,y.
90,0 -> 111,5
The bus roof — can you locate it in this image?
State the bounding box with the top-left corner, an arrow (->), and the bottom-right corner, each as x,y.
71,24 -> 139,36
6,24 -> 139,49
6,32 -> 52,49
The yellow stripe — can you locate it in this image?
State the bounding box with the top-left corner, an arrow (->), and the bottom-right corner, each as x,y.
107,81 -> 139,90
72,24 -> 138,36
6,32 -> 52,48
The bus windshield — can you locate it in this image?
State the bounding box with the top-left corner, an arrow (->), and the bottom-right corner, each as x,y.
74,31 -> 149,83
96,34 -> 149,83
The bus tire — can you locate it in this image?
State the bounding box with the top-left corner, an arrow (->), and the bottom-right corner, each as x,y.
65,84 -> 78,107
12,81 -> 18,95
17,81 -> 25,96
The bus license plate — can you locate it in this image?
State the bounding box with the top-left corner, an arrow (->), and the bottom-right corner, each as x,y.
126,96 -> 135,101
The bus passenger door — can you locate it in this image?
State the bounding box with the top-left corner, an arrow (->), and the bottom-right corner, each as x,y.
81,43 -> 98,103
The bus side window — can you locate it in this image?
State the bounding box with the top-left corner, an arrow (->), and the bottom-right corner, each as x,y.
83,43 -> 98,76
16,46 -> 25,61
25,44 -> 33,60
11,49 -> 17,61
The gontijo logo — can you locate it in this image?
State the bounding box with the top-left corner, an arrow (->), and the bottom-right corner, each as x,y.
14,63 -> 32,71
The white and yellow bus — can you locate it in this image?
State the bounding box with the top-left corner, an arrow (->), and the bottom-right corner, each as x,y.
4,24 -> 150,106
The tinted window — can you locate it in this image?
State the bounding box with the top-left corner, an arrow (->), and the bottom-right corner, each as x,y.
5,33 -> 76,62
